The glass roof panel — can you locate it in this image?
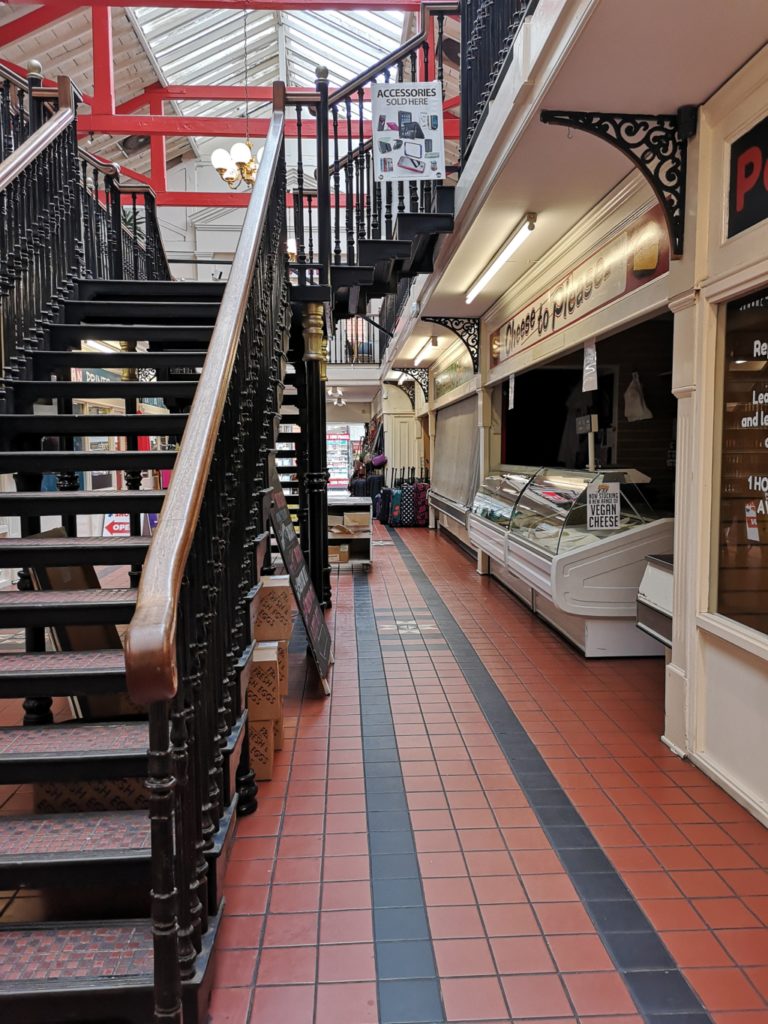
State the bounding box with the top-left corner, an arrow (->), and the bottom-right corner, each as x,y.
132,6 -> 404,144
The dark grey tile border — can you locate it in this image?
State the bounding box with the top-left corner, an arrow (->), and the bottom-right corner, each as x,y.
386,528 -> 713,1024
353,570 -> 447,1024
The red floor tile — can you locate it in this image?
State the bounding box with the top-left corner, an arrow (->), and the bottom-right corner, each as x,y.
314,981 -> 378,1024
563,972 -> 638,1015
441,976 -> 508,1021
501,973 -> 572,1017
249,984 -> 315,1024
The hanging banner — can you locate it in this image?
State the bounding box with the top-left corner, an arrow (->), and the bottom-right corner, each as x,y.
371,81 -> 445,182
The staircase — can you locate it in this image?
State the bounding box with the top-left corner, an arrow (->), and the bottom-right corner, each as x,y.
0,277 -> 250,1022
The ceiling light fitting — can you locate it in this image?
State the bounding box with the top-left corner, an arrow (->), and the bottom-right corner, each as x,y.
465,213 -> 537,304
210,9 -> 263,189
414,336 -> 439,366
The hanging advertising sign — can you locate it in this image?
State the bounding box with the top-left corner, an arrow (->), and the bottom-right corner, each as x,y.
586,481 -> 621,531
371,81 -> 445,182
490,206 -> 670,368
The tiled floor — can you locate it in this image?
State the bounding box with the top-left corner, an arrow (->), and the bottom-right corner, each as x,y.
208,525 -> 768,1024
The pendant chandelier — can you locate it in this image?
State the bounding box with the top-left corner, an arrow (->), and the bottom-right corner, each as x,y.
210,9 -> 262,189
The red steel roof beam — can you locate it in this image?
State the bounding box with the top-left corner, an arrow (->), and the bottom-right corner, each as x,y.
0,3 -> 83,46
91,5 -> 115,115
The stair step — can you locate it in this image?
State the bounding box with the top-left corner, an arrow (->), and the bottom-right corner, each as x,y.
0,912 -> 219,1023
357,239 -> 412,264
76,278 -> 225,302
0,451 -> 176,473
0,720 -> 147,783
0,413 -> 186,436
330,263 -> 374,288
50,323 -> 213,347
394,211 -> 454,241
0,491 -> 165,516
0,810 -> 149,888
0,588 -> 136,628
0,650 -> 125,697
0,536 -> 150,568
63,300 -> 220,324
32,349 -> 207,372
9,380 -> 197,402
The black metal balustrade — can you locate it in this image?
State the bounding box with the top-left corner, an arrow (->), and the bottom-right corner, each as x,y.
288,2 -> 458,282
125,89 -> 289,1022
379,275 -> 413,357
329,316 -> 382,365
461,0 -> 538,155
0,63 -> 31,162
0,72 -> 171,411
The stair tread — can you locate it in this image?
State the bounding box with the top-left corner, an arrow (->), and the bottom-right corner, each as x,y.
0,649 -> 125,678
0,588 -> 136,608
0,490 -> 165,501
0,536 -> 148,551
0,721 -> 147,759
0,920 -> 153,984
0,810 -> 148,859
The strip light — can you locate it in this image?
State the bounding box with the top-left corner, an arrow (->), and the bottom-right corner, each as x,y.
465,213 -> 537,304
414,335 -> 439,366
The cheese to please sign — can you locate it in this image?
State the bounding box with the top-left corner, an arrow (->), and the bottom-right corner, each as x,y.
490,206 -> 669,368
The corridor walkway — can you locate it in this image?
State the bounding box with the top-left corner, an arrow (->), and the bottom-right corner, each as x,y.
209,526 -> 768,1024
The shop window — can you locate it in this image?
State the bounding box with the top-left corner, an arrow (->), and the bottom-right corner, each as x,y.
717,286 -> 768,635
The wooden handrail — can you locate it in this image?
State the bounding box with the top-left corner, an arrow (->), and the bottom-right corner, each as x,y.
0,61 -> 28,91
125,86 -> 287,705
328,1 -> 458,105
0,106 -> 73,191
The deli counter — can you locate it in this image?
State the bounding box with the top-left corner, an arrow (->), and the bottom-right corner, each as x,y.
469,466 -> 674,657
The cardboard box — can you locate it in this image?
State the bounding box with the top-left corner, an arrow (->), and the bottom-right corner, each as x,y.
242,641 -> 281,721
329,550 -> 340,564
277,639 -> 289,696
274,712 -> 285,752
344,512 -> 369,528
328,515 -> 344,527
251,575 -> 293,642
248,718 -> 274,781
339,544 -> 350,564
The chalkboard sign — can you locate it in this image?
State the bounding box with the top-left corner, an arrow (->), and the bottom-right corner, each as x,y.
268,453 -> 333,693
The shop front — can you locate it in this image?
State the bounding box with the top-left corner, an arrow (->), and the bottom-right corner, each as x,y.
476,184 -> 675,658
666,44 -> 768,824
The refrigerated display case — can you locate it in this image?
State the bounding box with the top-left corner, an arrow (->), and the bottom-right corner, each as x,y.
469,466 -> 674,657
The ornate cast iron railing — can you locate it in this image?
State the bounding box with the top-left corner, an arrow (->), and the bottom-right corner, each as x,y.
288,2 -> 458,286
0,76 -> 82,400
125,86 -> 289,1023
0,63 -> 32,162
329,316 -> 382,365
461,0 -> 538,155
0,72 -> 171,408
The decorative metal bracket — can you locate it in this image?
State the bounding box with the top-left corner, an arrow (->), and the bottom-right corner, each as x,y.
422,316 -> 480,372
540,106 -> 698,257
399,367 -> 429,401
393,381 -> 416,409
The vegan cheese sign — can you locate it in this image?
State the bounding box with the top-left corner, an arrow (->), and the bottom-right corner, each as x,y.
586,481 -> 621,532
371,82 -> 445,182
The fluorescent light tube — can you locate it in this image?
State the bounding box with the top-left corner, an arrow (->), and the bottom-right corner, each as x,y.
465,213 -> 537,304
414,336 -> 439,366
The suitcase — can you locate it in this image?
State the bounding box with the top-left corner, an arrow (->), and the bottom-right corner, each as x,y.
379,487 -> 392,524
399,483 -> 416,527
373,492 -> 382,520
389,487 -> 402,527
413,482 -> 429,527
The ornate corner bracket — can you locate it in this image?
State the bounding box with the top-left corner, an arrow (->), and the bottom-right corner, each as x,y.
539,106 -> 698,257
398,367 -> 429,400
393,381 -> 416,409
422,316 -> 480,372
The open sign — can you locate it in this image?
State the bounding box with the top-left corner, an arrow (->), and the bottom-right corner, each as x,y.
729,114 -> 768,237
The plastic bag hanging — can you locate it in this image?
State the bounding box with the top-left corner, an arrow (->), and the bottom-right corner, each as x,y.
624,371 -> 653,422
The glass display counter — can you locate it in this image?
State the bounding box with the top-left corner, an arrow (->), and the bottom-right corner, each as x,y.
469,466 -> 674,657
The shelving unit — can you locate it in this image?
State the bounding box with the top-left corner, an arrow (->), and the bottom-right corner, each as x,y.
328,494 -> 373,568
